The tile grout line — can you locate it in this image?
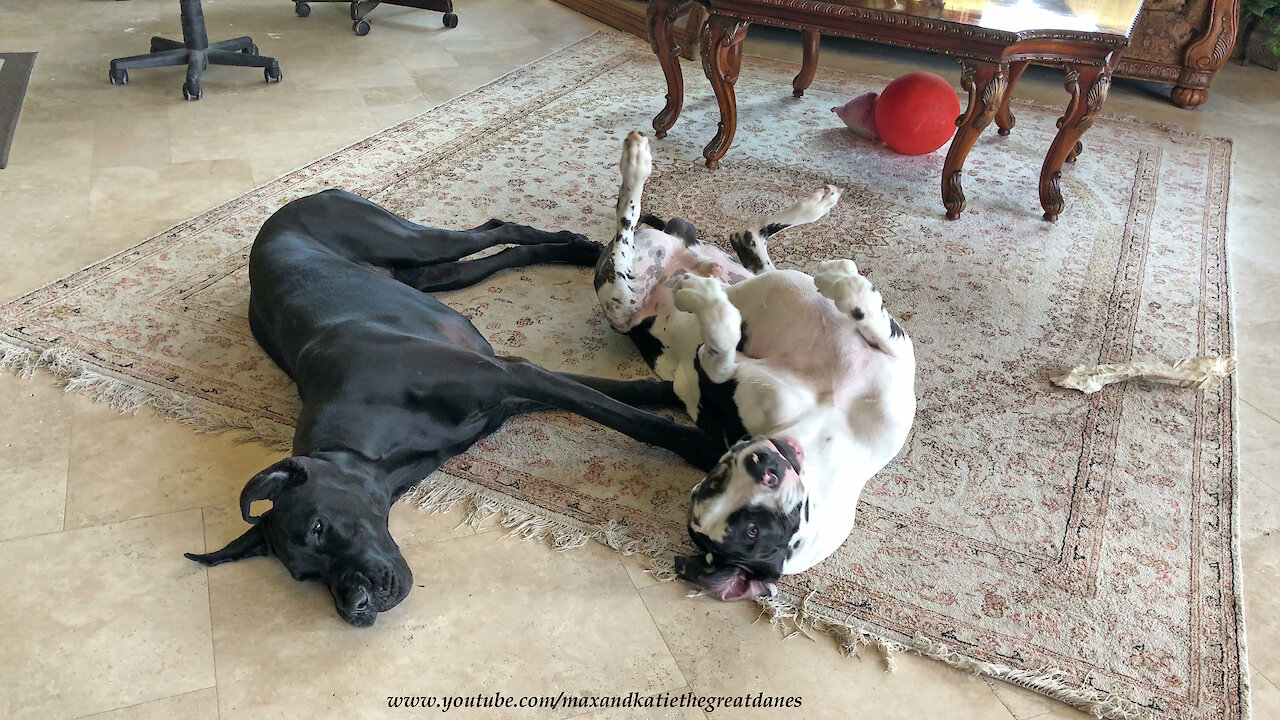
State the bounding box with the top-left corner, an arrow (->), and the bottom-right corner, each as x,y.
1254,663 -> 1280,691
61,388 -> 76,533
1243,399 -> 1280,429
1242,465 -> 1280,498
985,679 -> 1044,720
3,503 -> 203,546
202,505 -> 225,720
634,584 -> 698,701
67,686 -> 216,720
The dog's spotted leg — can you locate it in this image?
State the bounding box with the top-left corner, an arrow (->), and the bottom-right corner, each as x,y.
813,259 -> 909,357
729,185 -> 842,273
674,274 -> 742,384
594,131 -> 654,331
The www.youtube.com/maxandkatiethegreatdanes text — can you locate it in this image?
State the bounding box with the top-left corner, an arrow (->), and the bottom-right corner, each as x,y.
386,691 -> 803,713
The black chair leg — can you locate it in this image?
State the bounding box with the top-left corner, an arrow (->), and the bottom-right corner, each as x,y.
150,36 -> 185,52
107,0 -> 281,100
110,48 -> 190,72
207,49 -> 281,70
210,36 -> 256,52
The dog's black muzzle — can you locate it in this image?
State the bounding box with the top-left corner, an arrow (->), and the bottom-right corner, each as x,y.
331,562 -> 412,627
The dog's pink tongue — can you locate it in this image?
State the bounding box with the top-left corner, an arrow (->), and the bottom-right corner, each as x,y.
715,570 -> 771,602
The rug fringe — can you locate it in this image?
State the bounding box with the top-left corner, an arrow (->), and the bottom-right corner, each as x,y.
399,472 -> 1145,719
751,590 -> 1144,719
0,338 -> 294,451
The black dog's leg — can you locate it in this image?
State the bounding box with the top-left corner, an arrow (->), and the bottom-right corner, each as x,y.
556,374 -> 680,408
395,242 -> 602,292
285,189 -> 592,268
501,358 -> 719,470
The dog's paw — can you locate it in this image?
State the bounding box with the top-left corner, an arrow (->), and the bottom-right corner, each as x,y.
693,260 -> 726,279
814,259 -> 876,316
674,273 -> 725,312
675,274 -> 741,352
557,232 -> 604,264
784,185 -> 842,226
620,131 -> 653,189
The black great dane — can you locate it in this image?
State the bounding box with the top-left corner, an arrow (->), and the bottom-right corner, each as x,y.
184,189 -> 719,627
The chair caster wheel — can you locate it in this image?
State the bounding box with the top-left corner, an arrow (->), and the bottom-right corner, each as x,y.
295,2 -> 311,17
443,12 -> 458,27
182,81 -> 202,101
242,44 -> 259,56
353,19 -> 371,35
350,2 -> 360,20
109,68 -> 128,85
265,65 -> 283,83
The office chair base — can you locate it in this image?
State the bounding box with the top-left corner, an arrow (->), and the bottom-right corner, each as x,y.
293,1 -> 457,35
108,0 -> 281,100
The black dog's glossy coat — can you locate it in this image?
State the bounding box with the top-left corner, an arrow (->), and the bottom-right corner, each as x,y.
184,190 -> 717,626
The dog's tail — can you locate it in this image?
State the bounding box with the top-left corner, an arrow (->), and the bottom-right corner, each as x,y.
638,214 -> 666,231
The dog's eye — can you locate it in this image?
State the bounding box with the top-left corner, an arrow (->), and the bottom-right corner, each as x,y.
762,471 -> 779,489
311,519 -> 324,537
746,523 -> 758,539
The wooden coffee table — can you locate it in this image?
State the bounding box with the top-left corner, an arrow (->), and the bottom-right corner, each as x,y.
647,0 -> 1145,221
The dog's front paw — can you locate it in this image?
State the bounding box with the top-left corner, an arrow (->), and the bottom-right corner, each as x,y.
620,131 -> 653,189
675,274 -> 740,353
814,259 -> 874,315
557,232 -> 604,264
674,273 -> 725,312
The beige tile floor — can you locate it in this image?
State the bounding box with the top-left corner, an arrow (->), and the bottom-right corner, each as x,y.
0,0 -> 1277,717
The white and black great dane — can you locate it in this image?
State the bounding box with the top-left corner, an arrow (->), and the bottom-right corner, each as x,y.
594,132 -> 918,602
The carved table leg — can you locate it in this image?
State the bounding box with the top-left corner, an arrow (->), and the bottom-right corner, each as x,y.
793,30 -> 820,97
1040,65 -> 1110,222
680,6 -> 709,61
995,60 -> 1029,136
701,14 -> 750,169
942,61 -> 1007,220
1172,0 -> 1237,108
648,0 -> 693,139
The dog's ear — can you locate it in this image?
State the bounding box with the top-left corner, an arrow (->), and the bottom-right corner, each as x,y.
184,525 -> 268,566
240,457 -> 309,524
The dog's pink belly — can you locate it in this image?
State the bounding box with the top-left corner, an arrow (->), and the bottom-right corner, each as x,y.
635,238 -> 749,320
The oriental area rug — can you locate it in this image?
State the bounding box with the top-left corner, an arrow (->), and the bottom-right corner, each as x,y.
0,32 -> 1245,720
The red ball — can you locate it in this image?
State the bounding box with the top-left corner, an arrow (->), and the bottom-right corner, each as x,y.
873,72 -> 962,156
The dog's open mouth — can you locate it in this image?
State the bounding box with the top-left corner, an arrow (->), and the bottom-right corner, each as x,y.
673,553 -> 774,602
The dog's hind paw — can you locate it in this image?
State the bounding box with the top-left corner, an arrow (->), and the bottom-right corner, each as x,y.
675,274 -> 741,354
814,259 -> 880,318
783,185 -> 842,226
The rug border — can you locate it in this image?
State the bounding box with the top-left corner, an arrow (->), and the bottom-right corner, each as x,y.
0,31 -> 1248,720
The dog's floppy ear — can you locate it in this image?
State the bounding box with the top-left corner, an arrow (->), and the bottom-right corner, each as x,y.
240,457 -> 309,524
184,525 -> 268,566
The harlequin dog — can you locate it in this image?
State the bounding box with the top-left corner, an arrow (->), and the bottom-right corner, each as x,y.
594,132 -> 917,601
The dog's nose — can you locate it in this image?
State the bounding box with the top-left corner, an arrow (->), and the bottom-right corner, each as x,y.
337,583 -> 372,615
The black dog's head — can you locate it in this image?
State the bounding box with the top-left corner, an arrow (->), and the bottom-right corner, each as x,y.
185,457 -> 411,627
674,436 -> 806,602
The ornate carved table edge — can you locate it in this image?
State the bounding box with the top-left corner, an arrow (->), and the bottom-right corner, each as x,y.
657,0 -> 1139,221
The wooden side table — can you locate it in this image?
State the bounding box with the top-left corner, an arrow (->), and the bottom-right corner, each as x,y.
648,0 -> 1145,222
